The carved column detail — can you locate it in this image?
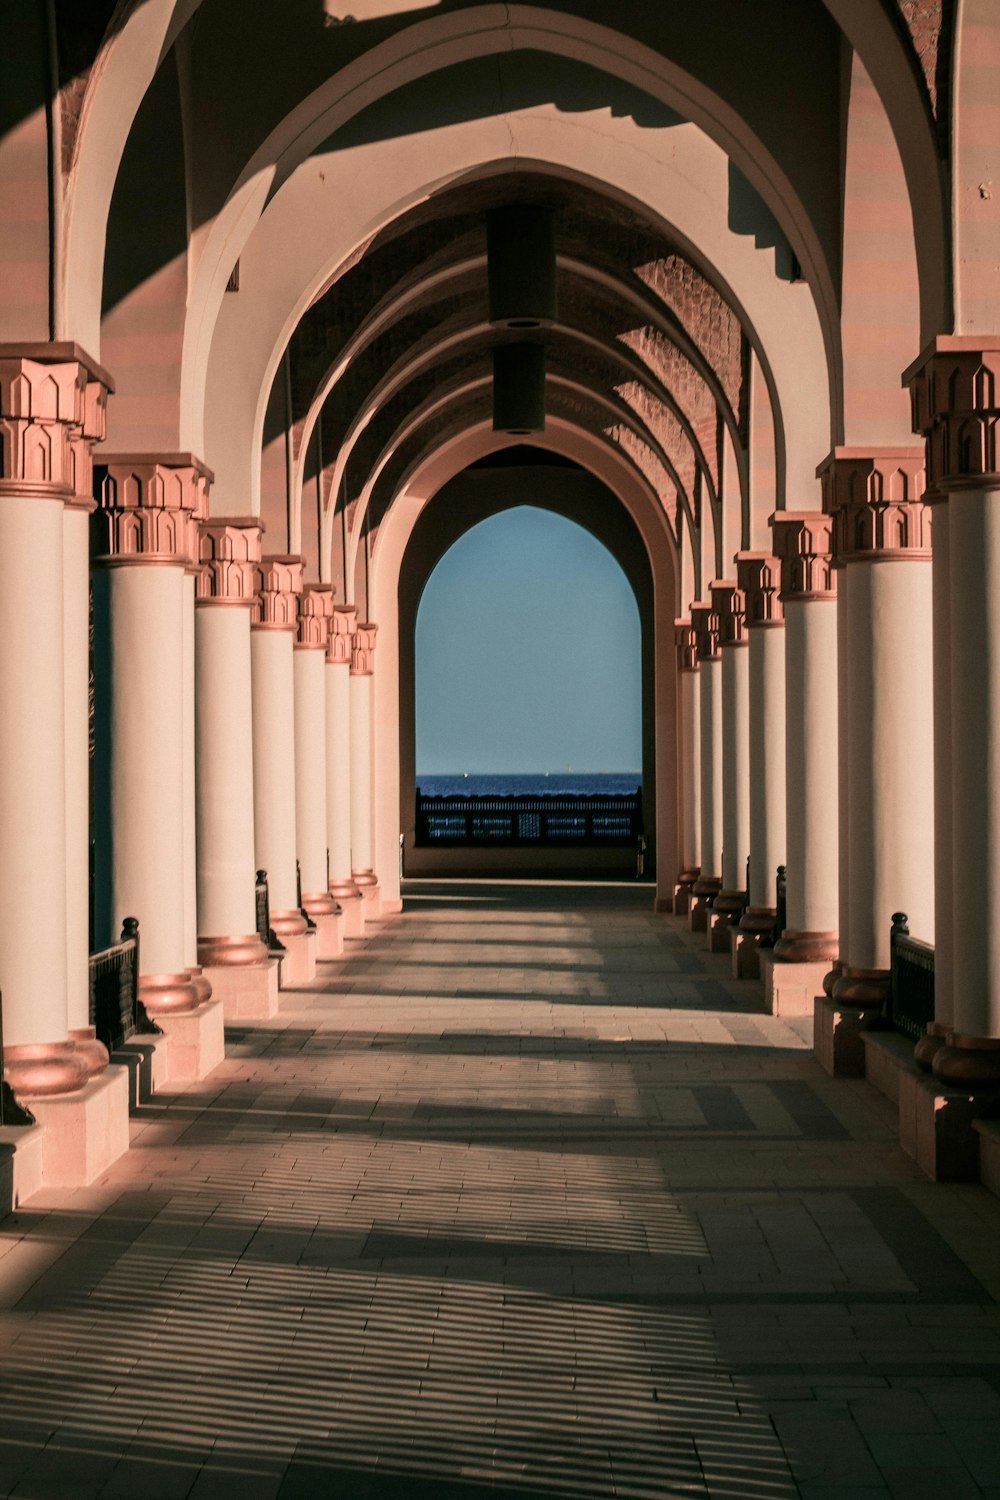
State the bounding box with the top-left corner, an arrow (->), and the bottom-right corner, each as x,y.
297,584 -> 335,650
770,512 -> 836,599
328,604 -> 357,666
351,622 -> 378,676
674,619 -> 698,673
95,454 -> 212,565
196,517 -> 261,604
905,337 -> 1000,489
711,580 -> 747,647
252,555 -> 303,632
736,552 -> 784,627
0,345 -> 102,497
689,600 -> 720,663
818,447 -> 929,561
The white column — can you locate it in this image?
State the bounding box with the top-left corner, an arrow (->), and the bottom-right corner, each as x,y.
327,605 -> 365,935
0,354 -> 91,1097
712,582 -> 750,918
924,494 -> 953,1060
689,601 -> 721,925
293,585 -> 338,919
771,514 -> 839,965
350,624 -> 379,894
736,553 -> 786,932
195,519 -> 267,968
251,557 -> 307,942
833,563 -> 851,988
94,456 -> 207,1022
64,496 -> 106,1072
906,336 -> 1000,1086
673,621 -> 700,908
181,565 -> 213,1003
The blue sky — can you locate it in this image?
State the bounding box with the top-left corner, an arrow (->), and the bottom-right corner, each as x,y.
415,505 -> 641,773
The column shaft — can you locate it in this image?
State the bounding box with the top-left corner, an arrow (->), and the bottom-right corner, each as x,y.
327,605 -> 360,908
736,554 -> 785,932
350,625 -> 378,890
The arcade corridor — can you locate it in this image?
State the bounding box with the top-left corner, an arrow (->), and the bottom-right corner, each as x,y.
1,886 -> 998,1499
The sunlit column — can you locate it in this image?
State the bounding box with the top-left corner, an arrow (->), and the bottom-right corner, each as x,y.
711,580 -> 750,923
688,600 -> 722,929
923,490 -> 953,1065
327,605 -> 365,937
770,514 -> 839,967
195,518 -> 268,970
819,451 -> 933,1022
673,620 -> 700,913
350,623 -> 380,913
63,377 -> 112,1074
907,338 -> 1000,1086
735,553 -> 786,938
294,584 -> 342,956
251,556 -> 308,945
0,353 -> 94,1097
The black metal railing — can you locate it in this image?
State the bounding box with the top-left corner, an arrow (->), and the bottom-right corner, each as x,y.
415,789 -> 643,846
296,859 -> 317,930
255,869 -> 286,954
89,916 -> 157,1054
759,864 -> 786,949
886,911 -> 935,1041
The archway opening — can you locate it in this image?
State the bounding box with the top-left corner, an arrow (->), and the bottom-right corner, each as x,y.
400,456 -> 655,880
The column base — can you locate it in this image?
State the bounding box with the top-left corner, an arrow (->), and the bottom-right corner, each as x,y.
197,933 -> 269,967
688,877 -> 719,933
17,1067 -> 130,1190
914,1019 -> 949,1072
974,1119 -> 1000,1199
334,890 -> 365,937
772,929 -> 838,963
302,890 -> 338,921
270,909 -> 309,943
186,967 -> 214,1005
278,930 -> 317,986
832,966 -> 890,1008
202,960 -> 280,1022
728,925 -> 760,980
313,910 -> 344,960
672,870 -> 698,915
739,906 -> 776,936
0,1124 -> 43,1207
114,1030 -> 170,1107
932,1032 -> 1000,1089
156,999 -> 225,1082
4,1041 -> 90,1099
759,951 -> 829,1017
821,959 -> 843,997
813,992 -> 878,1077
354,876 -> 382,920
68,1026 -> 110,1078
900,1065 -> 988,1182
140,971 -> 202,1016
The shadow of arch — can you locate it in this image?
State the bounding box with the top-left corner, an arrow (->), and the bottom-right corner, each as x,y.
398,456 -> 656,880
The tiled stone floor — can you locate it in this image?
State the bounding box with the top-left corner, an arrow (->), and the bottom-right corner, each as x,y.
2,881 -> 1000,1499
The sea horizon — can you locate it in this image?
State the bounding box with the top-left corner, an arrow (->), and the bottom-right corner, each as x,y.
416,771 -> 642,797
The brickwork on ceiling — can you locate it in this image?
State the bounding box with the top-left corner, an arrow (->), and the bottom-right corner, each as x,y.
618,328 -> 718,491
897,0 -> 951,119
607,424 -> 679,529
616,381 -> 696,503
635,257 -> 744,420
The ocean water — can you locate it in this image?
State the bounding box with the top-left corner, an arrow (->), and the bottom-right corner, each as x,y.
416,772 -> 642,798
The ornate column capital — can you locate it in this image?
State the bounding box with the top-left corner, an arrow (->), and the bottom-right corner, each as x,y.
689,600 -> 720,663
769,512 -> 836,600
328,603 -> 358,665
735,551 -> 784,626
196,516 -> 261,603
297,583 -> 335,649
710,579 -> 747,646
674,619 -> 699,672
252,554 -> 303,631
0,344 -> 113,500
817,446 -> 930,561
351,622 -> 378,676
95,452 -> 212,566
903,336 -> 1000,490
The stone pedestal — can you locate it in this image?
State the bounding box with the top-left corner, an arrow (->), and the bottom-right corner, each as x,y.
22,1067 -> 130,1189
729,925 -> 761,979
278,930 -> 317,985
813,992 -> 875,1077
313,911 -> 345,960
204,961 -> 280,1022
156,999 -> 225,1082
761,951 -> 829,1018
